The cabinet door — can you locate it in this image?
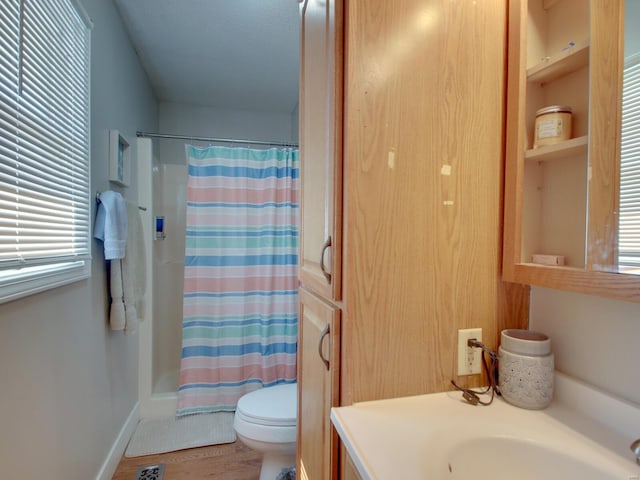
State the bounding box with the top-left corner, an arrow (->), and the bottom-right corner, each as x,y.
342,447 -> 363,480
297,287 -> 340,480
298,0 -> 343,301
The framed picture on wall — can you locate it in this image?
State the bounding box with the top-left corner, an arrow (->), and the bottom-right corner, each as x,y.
109,129 -> 130,187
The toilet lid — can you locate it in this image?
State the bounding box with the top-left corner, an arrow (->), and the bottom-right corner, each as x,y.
236,383 -> 297,427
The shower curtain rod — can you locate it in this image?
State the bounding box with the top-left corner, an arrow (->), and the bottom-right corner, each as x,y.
136,131 -> 298,148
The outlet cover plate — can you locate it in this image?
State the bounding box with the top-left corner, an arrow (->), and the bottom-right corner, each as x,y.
457,328 -> 482,376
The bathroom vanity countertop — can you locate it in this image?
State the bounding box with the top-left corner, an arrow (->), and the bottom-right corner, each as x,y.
331,373 -> 640,480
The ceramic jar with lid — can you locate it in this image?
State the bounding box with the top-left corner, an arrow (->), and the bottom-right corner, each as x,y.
533,105 -> 572,148
498,329 -> 554,409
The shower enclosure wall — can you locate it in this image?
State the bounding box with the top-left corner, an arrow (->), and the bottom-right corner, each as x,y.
139,139 -> 210,416
152,161 -> 187,393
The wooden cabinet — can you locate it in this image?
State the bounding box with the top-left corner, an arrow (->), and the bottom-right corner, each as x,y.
503,0 -> 640,302
342,0 -> 528,404
298,0 -> 343,301
342,450 -> 363,480
298,0 -> 343,478
298,0 -> 530,478
297,287 -> 340,480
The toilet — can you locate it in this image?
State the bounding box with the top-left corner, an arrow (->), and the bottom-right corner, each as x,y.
233,382 -> 297,480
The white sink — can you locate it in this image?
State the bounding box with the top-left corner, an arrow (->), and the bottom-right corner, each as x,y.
440,436 -> 622,479
331,374 -> 640,480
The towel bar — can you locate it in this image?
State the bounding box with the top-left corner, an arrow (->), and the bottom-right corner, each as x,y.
96,191 -> 147,211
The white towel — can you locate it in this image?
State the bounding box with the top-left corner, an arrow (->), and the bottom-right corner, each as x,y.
122,202 -> 147,335
109,205 -> 147,333
94,190 -> 127,260
109,259 -> 126,331
122,257 -> 138,335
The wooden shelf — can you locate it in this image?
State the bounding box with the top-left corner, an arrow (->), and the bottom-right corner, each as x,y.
527,39 -> 590,84
525,135 -> 588,162
518,262 -> 583,271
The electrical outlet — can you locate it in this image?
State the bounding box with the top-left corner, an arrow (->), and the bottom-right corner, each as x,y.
457,328 -> 482,376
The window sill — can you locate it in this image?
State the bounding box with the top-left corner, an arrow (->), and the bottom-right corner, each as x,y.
0,261 -> 91,304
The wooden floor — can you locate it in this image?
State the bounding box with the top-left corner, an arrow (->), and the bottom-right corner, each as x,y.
111,441 -> 262,480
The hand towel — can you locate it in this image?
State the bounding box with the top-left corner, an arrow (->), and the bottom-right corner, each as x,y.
97,195 -> 147,334
94,190 -> 127,260
122,202 -> 147,335
109,259 -> 126,331
123,261 -> 138,335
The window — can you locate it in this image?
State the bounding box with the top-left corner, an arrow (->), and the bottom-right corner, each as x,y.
619,52 -> 640,271
0,0 -> 92,303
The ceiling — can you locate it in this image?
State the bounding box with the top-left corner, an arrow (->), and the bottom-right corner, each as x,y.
113,0 -> 300,114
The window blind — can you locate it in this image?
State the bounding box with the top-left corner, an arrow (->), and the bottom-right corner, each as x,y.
0,0 -> 91,299
619,53 -> 640,269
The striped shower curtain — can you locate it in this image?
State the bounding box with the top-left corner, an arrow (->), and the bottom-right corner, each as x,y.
176,145 -> 299,416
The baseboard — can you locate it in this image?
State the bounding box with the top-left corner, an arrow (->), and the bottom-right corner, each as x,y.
95,402 -> 140,480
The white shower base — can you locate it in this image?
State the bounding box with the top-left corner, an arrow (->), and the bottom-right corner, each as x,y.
145,392 -> 178,418
146,366 -> 179,418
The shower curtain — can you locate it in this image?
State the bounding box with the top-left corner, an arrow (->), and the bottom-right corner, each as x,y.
176,145 -> 299,416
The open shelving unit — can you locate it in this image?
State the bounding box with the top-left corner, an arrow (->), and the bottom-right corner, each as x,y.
503,0 -> 640,302
518,0 -> 591,269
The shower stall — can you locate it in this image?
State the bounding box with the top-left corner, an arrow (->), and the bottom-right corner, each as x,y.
136,121 -> 299,417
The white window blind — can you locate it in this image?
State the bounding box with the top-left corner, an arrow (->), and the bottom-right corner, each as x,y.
619,53 -> 640,270
0,0 -> 92,302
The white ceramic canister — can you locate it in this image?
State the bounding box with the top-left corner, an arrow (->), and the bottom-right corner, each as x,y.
498,329 -> 554,409
533,105 -> 572,148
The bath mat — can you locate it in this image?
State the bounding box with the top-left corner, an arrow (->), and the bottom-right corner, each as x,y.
125,412 -> 236,457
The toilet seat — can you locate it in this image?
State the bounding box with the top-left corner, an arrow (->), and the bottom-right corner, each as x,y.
234,383 -> 297,444
236,383 -> 297,427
